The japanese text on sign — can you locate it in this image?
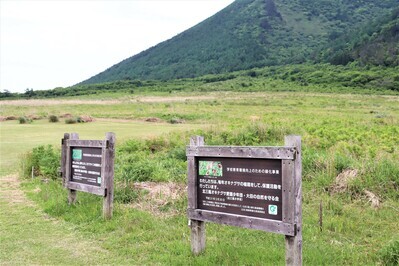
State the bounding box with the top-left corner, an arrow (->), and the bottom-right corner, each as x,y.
197,157 -> 283,220
71,147 -> 102,187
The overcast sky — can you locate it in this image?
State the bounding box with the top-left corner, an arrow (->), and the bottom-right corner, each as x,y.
0,0 -> 234,93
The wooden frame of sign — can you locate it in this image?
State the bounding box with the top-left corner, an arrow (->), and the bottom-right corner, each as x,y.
61,132 -> 115,219
186,135 -> 302,265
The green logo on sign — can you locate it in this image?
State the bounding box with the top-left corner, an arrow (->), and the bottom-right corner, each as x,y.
72,149 -> 82,160
268,205 -> 278,215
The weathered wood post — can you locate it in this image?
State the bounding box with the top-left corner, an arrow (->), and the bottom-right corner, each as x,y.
188,136 -> 206,255
103,132 -> 115,219
68,133 -> 79,205
284,135 -> 302,266
61,133 -> 70,187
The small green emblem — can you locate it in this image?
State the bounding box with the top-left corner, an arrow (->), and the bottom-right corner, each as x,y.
268,205 -> 278,215
72,149 -> 82,160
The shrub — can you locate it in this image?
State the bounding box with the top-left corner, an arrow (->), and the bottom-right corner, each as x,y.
48,115 -> 59,123
20,145 -> 60,179
65,118 -> 77,124
169,117 -> 184,124
18,116 -> 31,124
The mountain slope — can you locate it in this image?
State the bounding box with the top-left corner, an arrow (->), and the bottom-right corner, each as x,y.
318,7 -> 399,66
80,0 -> 398,85
352,8 -> 399,66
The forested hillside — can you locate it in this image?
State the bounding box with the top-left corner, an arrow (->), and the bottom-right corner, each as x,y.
79,0 -> 398,85
319,7 -> 399,66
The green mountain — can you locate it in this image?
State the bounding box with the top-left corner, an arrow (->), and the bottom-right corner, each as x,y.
80,0 -> 398,85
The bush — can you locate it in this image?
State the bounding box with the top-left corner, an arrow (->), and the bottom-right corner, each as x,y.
48,115 -> 59,123
65,118 -> 77,124
18,116 -> 31,124
65,116 -> 87,124
20,145 -> 60,179
169,117 -> 184,124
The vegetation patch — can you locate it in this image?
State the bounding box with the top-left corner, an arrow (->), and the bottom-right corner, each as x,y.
18,116 -> 32,124
64,115 -> 95,124
144,117 -> 163,123
48,115 -> 59,123
330,169 -> 358,194
363,190 -> 381,209
379,239 -> 399,266
127,182 -> 185,217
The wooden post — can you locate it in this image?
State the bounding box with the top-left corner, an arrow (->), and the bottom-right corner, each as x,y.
103,132 -> 115,219
68,133 -> 79,205
189,136 -> 206,255
284,136 -> 302,266
61,133 -> 70,187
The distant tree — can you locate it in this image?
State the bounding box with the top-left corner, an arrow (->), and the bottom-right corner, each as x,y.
24,88 -> 36,98
0,90 -> 12,98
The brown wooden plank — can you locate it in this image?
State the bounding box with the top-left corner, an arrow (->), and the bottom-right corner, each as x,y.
103,132 -> 115,219
187,156 -> 196,209
284,135 -> 302,266
67,181 -> 105,196
188,136 -> 206,255
188,209 -> 295,236
68,139 -> 105,148
186,146 -> 296,160
61,133 -> 69,187
67,133 -> 79,204
282,159 -> 295,224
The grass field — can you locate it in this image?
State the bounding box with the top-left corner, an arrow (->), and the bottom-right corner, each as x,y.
0,91 -> 398,265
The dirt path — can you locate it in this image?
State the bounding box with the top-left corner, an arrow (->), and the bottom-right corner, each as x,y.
0,174 -> 108,265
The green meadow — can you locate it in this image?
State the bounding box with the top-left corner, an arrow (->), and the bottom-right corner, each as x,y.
0,91 -> 398,265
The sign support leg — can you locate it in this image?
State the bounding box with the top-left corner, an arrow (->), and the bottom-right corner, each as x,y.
68,133 -> 79,205
191,220 -> 206,255
284,135 -> 302,266
189,136 -> 206,255
103,132 -> 115,219
68,190 -> 77,205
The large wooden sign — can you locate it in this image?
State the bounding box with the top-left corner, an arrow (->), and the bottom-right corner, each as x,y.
61,132 -> 115,219
187,136 -> 302,265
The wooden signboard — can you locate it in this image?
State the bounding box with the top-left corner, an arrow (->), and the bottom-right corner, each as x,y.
61,132 -> 115,219
187,136 -> 302,265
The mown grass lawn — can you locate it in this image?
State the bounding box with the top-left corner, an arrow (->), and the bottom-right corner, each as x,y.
0,119 -> 198,176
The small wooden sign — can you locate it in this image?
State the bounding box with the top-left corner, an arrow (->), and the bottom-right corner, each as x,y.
61,132 -> 115,219
187,136 -> 302,265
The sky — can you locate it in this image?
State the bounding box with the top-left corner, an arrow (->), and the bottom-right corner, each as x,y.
0,0 -> 235,93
